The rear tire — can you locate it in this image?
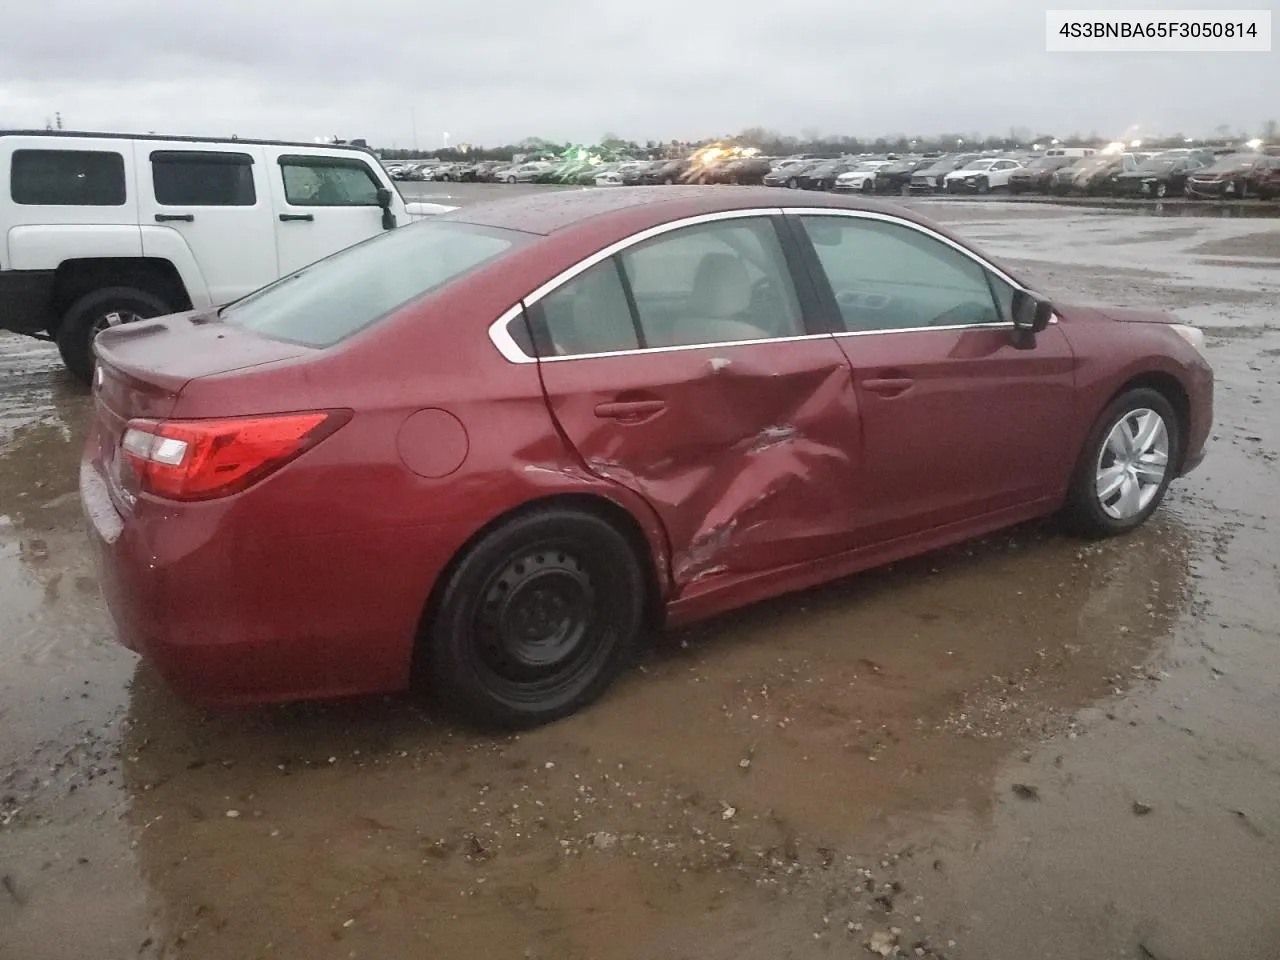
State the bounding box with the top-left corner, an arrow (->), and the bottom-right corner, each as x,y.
1064,388 -> 1181,539
56,286 -> 172,385
423,508 -> 646,728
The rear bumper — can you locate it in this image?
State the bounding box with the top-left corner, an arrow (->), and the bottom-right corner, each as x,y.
79,454 -> 462,706
0,268 -> 56,336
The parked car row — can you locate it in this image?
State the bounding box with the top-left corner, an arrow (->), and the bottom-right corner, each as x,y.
1016,148 -> 1280,199
388,144 -> 1280,202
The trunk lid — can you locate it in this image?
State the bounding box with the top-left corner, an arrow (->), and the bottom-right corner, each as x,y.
89,313 -> 313,513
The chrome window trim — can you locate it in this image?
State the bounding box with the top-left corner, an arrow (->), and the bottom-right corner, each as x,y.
485,205 -> 1047,365
488,208 -> 789,363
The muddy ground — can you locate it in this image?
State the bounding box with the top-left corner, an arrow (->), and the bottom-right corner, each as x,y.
2,188 -> 1278,960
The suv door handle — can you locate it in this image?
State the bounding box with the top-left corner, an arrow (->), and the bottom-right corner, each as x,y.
862,377 -> 915,396
279,213 -> 315,222
155,213 -> 194,223
594,399 -> 666,421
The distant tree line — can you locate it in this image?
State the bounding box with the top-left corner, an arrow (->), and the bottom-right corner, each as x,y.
374,122 -> 1277,162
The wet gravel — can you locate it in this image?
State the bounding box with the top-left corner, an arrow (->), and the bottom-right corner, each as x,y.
1,190 -> 1278,960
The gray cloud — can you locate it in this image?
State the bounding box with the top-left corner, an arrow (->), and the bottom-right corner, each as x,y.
1,0 -> 1274,147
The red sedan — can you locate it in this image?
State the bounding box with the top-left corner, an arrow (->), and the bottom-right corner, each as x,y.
81,188 -> 1213,726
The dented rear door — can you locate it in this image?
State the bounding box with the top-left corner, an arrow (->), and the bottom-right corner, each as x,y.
527,214 -> 863,590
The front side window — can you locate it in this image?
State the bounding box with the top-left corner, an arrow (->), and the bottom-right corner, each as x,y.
10,149 -> 126,206
800,216 -> 1004,332
222,220 -> 525,347
280,157 -> 380,206
151,151 -> 255,206
619,218 -> 803,347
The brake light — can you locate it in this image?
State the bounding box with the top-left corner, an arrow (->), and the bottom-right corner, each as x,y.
120,411 -> 350,501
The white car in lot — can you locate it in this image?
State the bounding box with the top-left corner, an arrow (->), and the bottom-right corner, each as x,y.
504,161 -> 557,183
593,163 -> 626,186
0,130 -> 455,382
943,157 -> 1024,194
833,160 -> 894,193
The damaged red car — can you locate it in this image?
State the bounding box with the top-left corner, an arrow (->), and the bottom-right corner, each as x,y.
81,188 -> 1213,726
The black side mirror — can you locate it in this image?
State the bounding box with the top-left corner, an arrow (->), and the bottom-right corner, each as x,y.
1010,289 -> 1053,348
375,187 -> 397,230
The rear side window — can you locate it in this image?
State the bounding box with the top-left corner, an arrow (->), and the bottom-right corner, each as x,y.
10,149 -> 126,205
528,261 -> 640,357
221,220 -> 526,348
151,151 -> 256,206
279,157 -> 380,206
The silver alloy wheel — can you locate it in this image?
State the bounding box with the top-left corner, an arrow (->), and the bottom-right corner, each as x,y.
89,309 -> 141,338
1095,407 -> 1170,520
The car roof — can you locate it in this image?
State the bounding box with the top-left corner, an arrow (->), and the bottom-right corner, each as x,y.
444,185 -> 921,237
0,129 -> 376,154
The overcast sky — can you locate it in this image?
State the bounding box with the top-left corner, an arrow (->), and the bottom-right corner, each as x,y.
1,0 -> 1275,148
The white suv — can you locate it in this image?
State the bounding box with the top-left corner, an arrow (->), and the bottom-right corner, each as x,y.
0,131 -> 454,381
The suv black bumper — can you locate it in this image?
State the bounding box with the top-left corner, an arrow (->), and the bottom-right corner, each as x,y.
0,269 -> 55,336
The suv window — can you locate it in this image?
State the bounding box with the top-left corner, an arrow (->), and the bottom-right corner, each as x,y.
222,220 -> 525,348
279,157 -> 380,206
151,150 -> 256,206
800,216 -> 1004,332
10,149 -> 126,206
619,218 -> 803,347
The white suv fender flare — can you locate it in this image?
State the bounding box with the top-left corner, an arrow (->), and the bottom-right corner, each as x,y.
138,226 -> 212,309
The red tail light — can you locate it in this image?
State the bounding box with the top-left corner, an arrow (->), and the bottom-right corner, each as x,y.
120,411 -> 351,501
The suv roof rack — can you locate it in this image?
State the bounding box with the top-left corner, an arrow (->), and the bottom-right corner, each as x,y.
0,130 -> 374,154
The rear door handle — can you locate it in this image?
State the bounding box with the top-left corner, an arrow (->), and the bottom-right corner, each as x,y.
862,377 -> 915,396
279,213 -> 315,222
594,399 -> 666,420
155,213 -> 194,222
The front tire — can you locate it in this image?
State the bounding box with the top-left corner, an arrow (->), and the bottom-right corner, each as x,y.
56,286 -> 172,385
1064,388 -> 1180,538
423,508 -> 646,728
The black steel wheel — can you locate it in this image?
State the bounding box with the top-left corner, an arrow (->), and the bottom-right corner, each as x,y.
423,508 -> 646,727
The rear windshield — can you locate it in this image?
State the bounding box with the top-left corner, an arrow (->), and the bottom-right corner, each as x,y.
221,220 -> 527,348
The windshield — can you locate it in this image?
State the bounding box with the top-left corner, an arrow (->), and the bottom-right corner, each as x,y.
925,156 -> 975,173
850,162 -> 882,172
960,159 -> 995,170
221,220 -> 528,348
1074,156 -> 1113,174
1203,153 -> 1261,172
1026,157 -> 1065,170
1135,153 -> 1185,172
